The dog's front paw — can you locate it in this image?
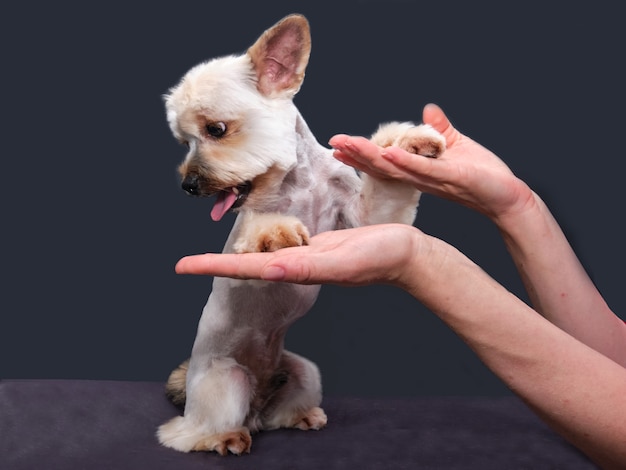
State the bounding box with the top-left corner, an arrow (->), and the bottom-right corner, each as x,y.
371,121 -> 445,158
233,213 -> 310,253
252,221 -> 309,253
158,418 -> 252,455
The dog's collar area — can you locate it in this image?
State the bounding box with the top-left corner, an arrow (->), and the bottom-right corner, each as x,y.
210,181 -> 251,221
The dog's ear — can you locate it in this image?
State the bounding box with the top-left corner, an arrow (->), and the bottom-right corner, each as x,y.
247,14 -> 311,98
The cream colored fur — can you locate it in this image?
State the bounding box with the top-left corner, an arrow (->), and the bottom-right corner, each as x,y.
158,14 -> 444,456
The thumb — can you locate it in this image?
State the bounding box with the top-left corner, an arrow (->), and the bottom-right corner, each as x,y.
422,103 -> 460,147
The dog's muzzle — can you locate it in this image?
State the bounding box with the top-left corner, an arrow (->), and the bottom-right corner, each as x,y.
181,175 -> 252,221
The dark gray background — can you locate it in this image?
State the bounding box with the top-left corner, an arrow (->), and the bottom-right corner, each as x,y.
2,1 -> 624,397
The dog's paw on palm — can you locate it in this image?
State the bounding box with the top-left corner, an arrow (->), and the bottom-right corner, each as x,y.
371,121 -> 445,158
234,213 -> 310,253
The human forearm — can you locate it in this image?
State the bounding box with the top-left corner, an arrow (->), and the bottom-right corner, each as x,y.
401,237 -> 626,468
491,189 -> 626,366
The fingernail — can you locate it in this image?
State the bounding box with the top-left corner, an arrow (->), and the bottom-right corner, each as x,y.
262,266 -> 286,281
329,135 -> 347,149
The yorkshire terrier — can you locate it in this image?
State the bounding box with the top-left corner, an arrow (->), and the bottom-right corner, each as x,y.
157,14 -> 444,455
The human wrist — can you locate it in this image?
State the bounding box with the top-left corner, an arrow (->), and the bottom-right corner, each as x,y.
393,229 -> 449,294
488,179 -> 538,231
491,188 -> 556,262
398,232 -> 485,315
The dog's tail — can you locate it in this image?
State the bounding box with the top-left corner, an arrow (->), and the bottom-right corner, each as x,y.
165,359 -> 189,408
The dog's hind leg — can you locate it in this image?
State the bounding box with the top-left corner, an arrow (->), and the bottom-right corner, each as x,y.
260,350 -> 327,431
165,358 -> 189,408
157,357 -> 254,455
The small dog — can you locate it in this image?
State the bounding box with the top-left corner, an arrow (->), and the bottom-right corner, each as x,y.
158,14 -> 445,455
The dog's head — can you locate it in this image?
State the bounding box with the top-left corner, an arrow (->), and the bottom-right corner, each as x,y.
164,14 -> 311,221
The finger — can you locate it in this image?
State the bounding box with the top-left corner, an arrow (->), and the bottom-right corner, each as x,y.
336,135 -> 380,156
175,253 -> 273,279
175,249 -> 325,285
260,256 -> 317,284
331,136 -> 405,178
422,103 -> 461,147
381,145 -> 442,182
328,134 -> 350,148
263,252 -> 359,285
330,134 -> 379,157
260,237 -> 344,284
262,230 -> 367,285
332,149 -> 369,171
332,150 -> 391,179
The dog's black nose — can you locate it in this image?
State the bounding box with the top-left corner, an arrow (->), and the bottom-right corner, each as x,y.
182,174 -> 200,195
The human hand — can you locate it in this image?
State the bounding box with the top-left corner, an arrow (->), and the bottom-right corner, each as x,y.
330,104 -> 534,221
175,224 -> 426,289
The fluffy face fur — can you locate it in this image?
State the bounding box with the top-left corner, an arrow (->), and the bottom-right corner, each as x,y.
164,17 -> 310,220
158,14 -> 445,456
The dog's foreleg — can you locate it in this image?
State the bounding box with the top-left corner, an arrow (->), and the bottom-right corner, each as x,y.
358,172 -> 423,225
358,122 -> 446,225
157,357 -> 254,455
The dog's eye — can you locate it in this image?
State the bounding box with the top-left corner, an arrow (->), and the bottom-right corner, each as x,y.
206,122 -> 227,138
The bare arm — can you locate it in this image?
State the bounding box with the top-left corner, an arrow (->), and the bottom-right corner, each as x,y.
330,104 -> 626,366
175,225 -> 626,468
494,191 -> 626,366
174,104 -> 626,467
401,230 -> 626,470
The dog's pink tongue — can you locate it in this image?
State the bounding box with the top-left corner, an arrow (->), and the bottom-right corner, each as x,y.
211,190 -> 237,222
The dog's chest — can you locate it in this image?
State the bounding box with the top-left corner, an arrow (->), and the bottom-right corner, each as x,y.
276,155 -> 361,235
